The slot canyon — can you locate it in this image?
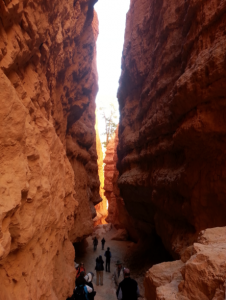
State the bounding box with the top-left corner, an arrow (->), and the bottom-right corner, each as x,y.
0,0 -> 226,300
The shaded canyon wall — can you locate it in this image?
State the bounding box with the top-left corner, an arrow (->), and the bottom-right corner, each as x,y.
0,0 -> 100,299
104,127 -> 140,241
117,0 -> 226,257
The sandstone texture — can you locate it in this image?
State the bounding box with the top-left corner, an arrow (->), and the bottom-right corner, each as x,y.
104,126 -> 140,241
117,0 -> 226,257
144,227 -> 226,300
0,0 -> 100,299
93,124 -> 108,226
104,130 -> 120,226
92,223 -> 112,239
111,229 -> 128,241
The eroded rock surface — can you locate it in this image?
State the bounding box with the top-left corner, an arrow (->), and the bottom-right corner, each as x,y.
117,0 -> 226,257
144,227 -> 226,300
104,130 -> 120,226
94,124 -> 108,226
0,0 -> 99,299
104,127 -> 140,241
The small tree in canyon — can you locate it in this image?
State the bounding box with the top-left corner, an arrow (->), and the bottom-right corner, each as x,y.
99,103 -> 118,148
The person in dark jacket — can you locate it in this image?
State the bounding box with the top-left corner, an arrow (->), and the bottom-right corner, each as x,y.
104,247 -> 111,272
116,268 -> 142,300
101,238 -> 106,250
85,272 -> 96,300
76,271 -> 87,287
93,237 -> 98,251
95,255 -> 104,286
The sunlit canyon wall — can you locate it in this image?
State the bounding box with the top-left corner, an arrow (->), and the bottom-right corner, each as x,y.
117,0 -> 226,257
94,124 -> 108,226
0,0 -> 100,299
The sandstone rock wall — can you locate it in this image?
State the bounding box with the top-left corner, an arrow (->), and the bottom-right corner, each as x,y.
104,130 -> 120,226
104,127 -> 140,241
93,123 -> 108,226
144,227 -> 226,300
0,0 -> 99,299
117,0 -> 226,257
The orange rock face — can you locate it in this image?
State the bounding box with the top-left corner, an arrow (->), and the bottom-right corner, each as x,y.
144,227 -> 226,300
104,130 -> 120,227
117,0 -> 226,257
104,127 -> 139,241
0,0 -> 99,299
94,124 -> 108,226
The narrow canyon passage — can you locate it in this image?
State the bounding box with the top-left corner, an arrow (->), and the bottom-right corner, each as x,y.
73,223 -> 173,300
1,0 -> 226,299
74,226 -> 134,300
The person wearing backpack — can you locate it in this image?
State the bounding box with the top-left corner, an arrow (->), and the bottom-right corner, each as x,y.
104,247 -> 111,272
84,272 -> 96,300
74,283 -> 93,300
76,271 -> 87,287
95,255 -> 104,286
74,271 -> 93,300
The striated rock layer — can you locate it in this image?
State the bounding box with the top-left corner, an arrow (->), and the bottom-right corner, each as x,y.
0,0 -> 100,299
117,0 -> 226,257
144,227 -> 226,300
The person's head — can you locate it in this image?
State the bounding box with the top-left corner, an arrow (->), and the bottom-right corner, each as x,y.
99,255 -> 102,260
80,271 -> 85,278
107,247 -> 110,251
124,268 -> 130,278
116,260 -> 122,270
80,262 -> 84,268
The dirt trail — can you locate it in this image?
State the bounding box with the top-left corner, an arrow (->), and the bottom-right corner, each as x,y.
75,226 -> 144,300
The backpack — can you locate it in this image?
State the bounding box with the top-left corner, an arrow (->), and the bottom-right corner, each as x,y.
74,285 -> 88,300
95,258 -> 103,271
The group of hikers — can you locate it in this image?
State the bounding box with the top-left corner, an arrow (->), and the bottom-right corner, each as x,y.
92,237 -> 106,251
67,237 -> 142,300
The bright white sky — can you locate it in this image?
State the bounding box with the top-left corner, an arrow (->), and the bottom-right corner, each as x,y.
94,0 -> 130,145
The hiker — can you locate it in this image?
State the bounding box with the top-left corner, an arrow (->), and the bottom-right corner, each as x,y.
74,284 -> 92,300
113,260 -> 124,287
74,271 -> 93,300
116,268 -> 142,300
101,237 -> 106,250
76,262 -> 86,279
76,271 -> 87,287
95,255 -> 104,286
104,247 -> 111,272
84,272 -> 96,300
93,237 -> 98,251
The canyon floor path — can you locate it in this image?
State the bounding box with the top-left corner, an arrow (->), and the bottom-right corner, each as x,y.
75,226 -> 145,300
